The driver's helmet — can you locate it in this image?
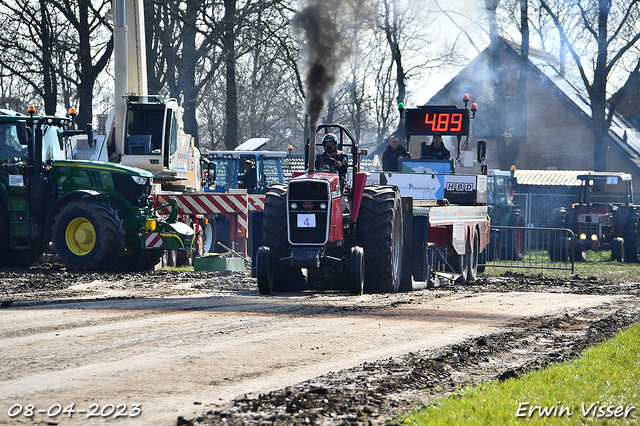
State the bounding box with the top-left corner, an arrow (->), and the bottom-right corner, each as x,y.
322,133 -> 338,153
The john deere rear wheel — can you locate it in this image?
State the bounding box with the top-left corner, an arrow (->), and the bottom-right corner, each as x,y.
52,199 -> 125,271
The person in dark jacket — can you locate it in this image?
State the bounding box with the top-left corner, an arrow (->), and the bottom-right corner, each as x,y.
420,132 -> 450,160
315,133 -> 348,188
381,135 -> 410,171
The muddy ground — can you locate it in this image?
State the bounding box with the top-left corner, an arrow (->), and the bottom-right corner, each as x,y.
1,267 -> 639,426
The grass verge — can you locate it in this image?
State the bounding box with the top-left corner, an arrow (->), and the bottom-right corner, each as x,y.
485,249 -> 640,282
402,303 -> 640,426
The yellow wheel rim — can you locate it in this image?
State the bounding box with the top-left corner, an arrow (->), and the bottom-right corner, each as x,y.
65,217 -> 96,256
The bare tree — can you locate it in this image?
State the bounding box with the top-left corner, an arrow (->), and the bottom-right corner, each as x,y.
51,0 -> 113,128
539,0 -> 640,172
0,0 -> 61,113
381,0 -> 406,136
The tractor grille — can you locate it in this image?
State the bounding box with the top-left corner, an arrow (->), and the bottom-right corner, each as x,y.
287,180 -> 330,245
112,173 -> 152,208
578,223 -> 600,239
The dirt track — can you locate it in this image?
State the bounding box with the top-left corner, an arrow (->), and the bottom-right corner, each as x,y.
1,268 -> 639,426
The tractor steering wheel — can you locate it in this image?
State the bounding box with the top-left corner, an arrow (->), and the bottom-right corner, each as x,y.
316,156 -> 337,171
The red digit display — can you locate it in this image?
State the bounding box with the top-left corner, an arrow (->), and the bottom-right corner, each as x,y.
407,107 -> 470,136
436,114 -> 449,132
450,113 -> 462,131
424,113 -> 437,130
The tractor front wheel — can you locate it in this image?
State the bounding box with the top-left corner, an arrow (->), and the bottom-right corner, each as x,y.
261,185 -> 303,292
52,199 -> 125,271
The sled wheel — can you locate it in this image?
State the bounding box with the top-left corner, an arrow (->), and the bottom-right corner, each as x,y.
467,230 -> 479,282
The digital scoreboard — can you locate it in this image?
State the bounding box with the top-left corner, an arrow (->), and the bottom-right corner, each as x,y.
406,107 -> 470,136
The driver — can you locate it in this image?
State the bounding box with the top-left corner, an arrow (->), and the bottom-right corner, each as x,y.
420,132 -> 450,160
0,125 -> 26,163
315,133 -> 348,188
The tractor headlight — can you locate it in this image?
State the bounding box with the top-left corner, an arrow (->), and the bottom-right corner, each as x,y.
580,233 -> 587,240
320,203 -> 327,209
132,176 -> 148,185
291,202 -> 298,209
591,234 -> 598,241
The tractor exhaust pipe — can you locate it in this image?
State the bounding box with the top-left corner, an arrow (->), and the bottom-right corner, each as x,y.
308,126 -> 315,173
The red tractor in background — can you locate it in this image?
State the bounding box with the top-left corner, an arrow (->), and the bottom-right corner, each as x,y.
256,124 -> 403,295
549,172 -> 639,262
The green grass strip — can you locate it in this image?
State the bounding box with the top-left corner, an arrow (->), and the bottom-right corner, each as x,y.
486,249 -> 640,281
403,322 -> 640,425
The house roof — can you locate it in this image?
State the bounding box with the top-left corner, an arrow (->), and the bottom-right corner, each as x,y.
513,169 -> 587,187
426,38 -> 640,176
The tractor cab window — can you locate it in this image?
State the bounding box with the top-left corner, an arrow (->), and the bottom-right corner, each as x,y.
263,158 -> 284,187
212,158 -> 237,192
0,123 -> 27,164
167,110 -> 177,156
125,103 -> 164,155
42,125 -> 66,162
585,176 -> 630,205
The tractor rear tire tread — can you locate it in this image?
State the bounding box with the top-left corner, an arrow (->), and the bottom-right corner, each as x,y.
357,186 -> 403,293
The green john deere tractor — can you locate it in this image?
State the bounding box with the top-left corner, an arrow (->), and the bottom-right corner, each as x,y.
0,110 -> 194,271
485,168 -> 526,261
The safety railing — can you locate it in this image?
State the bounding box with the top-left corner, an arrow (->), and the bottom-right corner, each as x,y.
479,226 -> 576,277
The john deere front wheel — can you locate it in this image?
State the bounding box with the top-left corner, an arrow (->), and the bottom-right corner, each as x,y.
52,199 -> 125,271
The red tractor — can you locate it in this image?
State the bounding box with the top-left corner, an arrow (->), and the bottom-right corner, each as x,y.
256,124 -> 403,295
549,172 -> 639,262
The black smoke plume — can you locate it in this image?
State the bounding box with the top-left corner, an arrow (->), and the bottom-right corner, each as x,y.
292,1 -> 351,129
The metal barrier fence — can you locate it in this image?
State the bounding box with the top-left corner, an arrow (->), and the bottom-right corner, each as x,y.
479,226 -> 576,276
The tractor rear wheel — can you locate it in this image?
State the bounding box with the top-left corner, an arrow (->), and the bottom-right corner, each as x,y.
623,210 -> 640,262
549,207 -> 567,228
357,186 -> 403,293
52,199 -> 125,271
261,184 -> 303,292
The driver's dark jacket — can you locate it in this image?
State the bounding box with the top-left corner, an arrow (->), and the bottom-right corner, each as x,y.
420,142 -> 450,160
315,149 -> 348,185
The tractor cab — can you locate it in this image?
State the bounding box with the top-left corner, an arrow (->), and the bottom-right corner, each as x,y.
203,150 -> 287,194
487,168 -> 519,226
